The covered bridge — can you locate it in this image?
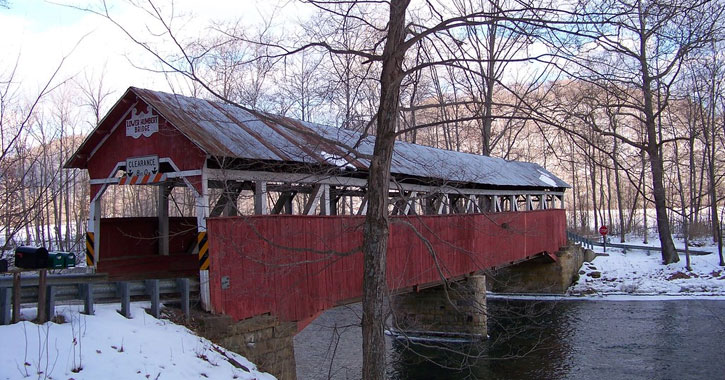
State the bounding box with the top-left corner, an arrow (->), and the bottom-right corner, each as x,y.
66,87 -> 570,314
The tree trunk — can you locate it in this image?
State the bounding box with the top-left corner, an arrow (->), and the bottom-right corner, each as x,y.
481,24 -> 496,156
674,139 -> 692,271
639,34 -> 678,263
361,1 -> 409,379
641,150 -> 649,244
613,137 -> 626,242
570,147 -> 578,231
706,90 -> 723,265
643,110 -> 678,263
605,162 -> 613,235
589,146 -> 598,233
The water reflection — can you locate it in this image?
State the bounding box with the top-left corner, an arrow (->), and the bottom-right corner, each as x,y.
295,299 -> 725,380
388,299 -> 576,379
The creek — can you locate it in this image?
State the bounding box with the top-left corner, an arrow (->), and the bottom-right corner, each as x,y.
294,298 -> 725,379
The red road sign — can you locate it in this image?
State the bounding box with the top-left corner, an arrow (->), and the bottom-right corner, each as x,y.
599,225 -> 608,236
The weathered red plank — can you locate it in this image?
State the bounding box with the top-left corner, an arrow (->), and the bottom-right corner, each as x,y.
96,217 -> 198,279
86,101 -> 206,198
99,217 -> 197,259
207,210 -> 566,324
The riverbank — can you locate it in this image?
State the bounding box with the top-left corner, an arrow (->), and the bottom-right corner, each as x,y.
568,235 -> 725,296
0,303 -> 274,380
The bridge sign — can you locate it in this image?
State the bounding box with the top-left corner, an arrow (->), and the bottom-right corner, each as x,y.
126,155 -> 159,176
125,107 -> 159,139
599,225 -> 608,236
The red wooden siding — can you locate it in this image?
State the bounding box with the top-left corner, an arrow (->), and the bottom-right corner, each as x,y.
96,217 -> 198,279
87,101 -> 206,198
207,209 -> 566,324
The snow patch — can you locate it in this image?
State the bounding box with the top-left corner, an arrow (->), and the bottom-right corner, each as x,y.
0,302 -> 275,380
321,151 -> 355,171
537,170 -> 557,187
569,235 -> 725,297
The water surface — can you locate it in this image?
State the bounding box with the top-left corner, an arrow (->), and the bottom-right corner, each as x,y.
294,298 -> 725,379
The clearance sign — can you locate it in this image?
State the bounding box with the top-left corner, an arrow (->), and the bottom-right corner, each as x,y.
121,155 -> 166,185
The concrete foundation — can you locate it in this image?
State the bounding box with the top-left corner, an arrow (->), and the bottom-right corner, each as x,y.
196,313 -> 297,380
392,275 -> 487,339
487,243 -> 592,293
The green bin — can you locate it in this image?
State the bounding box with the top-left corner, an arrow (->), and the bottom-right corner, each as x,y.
64,252 -> 76,268
47,252 -> 66,269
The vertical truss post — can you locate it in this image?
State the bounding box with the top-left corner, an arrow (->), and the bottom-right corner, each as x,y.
158,183 -> 171,256
196,163 -> 211,311
254,181 -> 268,215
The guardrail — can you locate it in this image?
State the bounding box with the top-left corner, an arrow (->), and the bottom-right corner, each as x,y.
0,273 -> 199,325
567,231 -> 596,249
567,231 -> 711,256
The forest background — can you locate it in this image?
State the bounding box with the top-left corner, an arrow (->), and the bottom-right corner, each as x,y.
0,0 -> 723,265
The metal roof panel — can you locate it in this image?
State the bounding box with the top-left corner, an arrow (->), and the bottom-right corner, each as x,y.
114,87 -> 570,189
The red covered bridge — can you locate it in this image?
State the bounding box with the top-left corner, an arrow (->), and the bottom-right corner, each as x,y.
66,87 -> 570,326
208,210 -> 566,327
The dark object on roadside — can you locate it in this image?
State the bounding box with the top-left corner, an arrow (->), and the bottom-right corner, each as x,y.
47,252 -> 76,269
64,252 -> 76,268
14,246 -> 49,269
0,259 -> 7,273
47,252 -> 65,269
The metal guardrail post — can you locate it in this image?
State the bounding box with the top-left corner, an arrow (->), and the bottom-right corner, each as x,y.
45,285 -> 56,321
568,230 -> 595,250
145,280 -> 160,318
37,270 -> 47,323
176,278 -> 190,321
80,283 -> 94,315
0,287 -> 10,325
118,282 -> 131,318
12,273 -> 20,323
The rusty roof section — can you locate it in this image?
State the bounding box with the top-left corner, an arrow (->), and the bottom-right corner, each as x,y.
67,87 -> 569,190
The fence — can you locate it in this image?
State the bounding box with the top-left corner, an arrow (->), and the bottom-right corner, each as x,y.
566,231 -> 710,255
0,272 -> 198,325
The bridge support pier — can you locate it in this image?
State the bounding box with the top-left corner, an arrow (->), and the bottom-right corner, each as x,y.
391,275 -> 487,340
486,243 -> 589,293
197,313 -> 297,380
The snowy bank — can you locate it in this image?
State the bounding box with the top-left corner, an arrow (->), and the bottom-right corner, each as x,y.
569,236 -> 725,296
0,303 -> 275,380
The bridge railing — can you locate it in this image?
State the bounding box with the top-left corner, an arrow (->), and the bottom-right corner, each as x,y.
0,273 -> 198,325
566,231 -> 710,256
567,231 -> 595,249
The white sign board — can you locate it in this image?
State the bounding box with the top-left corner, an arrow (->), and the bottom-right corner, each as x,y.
126,155 -> 159,177
125,107 -> 159,138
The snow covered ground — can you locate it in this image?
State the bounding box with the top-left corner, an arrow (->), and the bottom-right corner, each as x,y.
569,235 -> 725,296
0,303 -> 275,380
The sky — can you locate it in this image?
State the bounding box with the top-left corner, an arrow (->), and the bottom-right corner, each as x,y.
0,0 -> 549,120
0,0 -> 292,101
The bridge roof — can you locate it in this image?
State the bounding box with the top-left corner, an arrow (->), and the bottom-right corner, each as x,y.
68,87 -> 569,190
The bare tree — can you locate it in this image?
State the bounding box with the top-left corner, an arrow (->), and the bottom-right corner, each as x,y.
0,51 -> 75,253
77,68 -> 114,127
687,44 -> 725,265
540,0 -> 724,263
